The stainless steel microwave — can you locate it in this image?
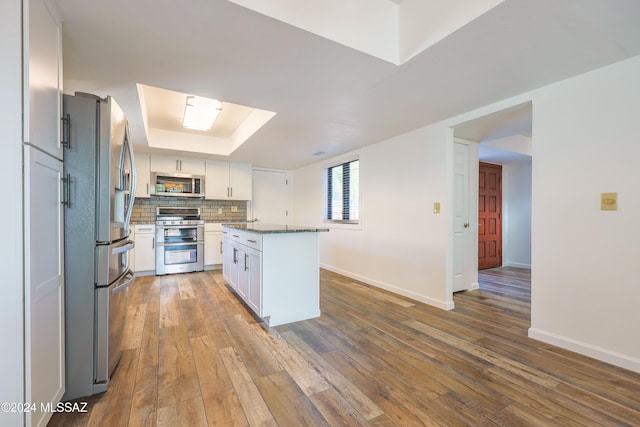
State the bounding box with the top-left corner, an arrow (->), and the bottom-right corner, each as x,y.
150,172 -> 205,198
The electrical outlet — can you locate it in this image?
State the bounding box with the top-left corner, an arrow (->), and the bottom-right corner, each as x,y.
231,206 -> 238,212
217,208 -> 223,214
433,202 -> 441,214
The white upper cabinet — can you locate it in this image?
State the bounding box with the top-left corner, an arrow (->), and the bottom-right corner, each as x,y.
135,153 -> 151,198
205,160 -> 252,200
24,0 -> 63,160
230,162 -> 253,200
150,154 -> 205,176
205,160 -> 230,199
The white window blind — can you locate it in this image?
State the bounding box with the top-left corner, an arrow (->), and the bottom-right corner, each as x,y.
326,159 -> 359,223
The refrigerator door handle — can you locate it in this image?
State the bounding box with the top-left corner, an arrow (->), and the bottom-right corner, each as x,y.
112,240 -> 135,255
112,271 -> 135,295
122,122 -> 136,231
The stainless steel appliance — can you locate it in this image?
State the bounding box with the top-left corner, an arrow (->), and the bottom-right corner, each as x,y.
62,93 -> 136,400
150,172 -> 205,198
156,206 -> 205,275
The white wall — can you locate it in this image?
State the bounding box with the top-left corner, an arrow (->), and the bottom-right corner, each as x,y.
292,53 -> 640,373
292,124 -> 451,308
503,158 -> 532,268
529,55 -> 640,372
0,0 -> 25,425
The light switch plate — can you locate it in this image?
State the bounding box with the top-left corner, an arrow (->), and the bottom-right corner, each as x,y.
433,202 -> 441,214
601,192 -> 617,210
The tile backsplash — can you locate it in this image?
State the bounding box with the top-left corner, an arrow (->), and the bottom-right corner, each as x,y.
131,197 -> 248,223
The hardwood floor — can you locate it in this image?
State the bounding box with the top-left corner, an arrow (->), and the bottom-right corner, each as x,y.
49,267 -> 640,426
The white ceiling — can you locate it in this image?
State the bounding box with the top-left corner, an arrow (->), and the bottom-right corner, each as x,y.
53,0 -> 640,170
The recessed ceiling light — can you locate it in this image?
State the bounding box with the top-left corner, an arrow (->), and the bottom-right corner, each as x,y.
183,96 -> 223,131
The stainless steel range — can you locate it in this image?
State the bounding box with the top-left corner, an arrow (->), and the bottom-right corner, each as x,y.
156,206 -> 205,275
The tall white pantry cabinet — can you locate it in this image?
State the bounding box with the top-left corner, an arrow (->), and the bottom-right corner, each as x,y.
23,0 -> 66,426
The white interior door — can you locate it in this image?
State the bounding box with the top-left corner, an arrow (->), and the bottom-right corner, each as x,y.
453,142 -> 471,292
252,170 -> 289,225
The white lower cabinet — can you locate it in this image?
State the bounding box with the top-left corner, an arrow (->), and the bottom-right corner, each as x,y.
224,238 -> 239,291
24,146 -> 65,427
246,247 -> 262,316
204,223 -> 223,268
225,232 -> 260,308
236,244 -> 249,299
222,226 -> 320,326
133,224 -> 155,274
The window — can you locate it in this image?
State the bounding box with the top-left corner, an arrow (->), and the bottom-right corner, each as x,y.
325,158 -> 359,223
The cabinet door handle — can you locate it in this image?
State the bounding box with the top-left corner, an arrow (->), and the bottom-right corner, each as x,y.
61,173 -> 71,207
220,241 -> 223,254
233,248 -> 237,264
152,237 -> 155,249
244,254 -> 248,271
61,114 -> 71,149
146,183 -> 149,195
248,239 -> 257,243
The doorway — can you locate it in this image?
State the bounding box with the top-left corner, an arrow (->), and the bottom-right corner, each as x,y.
478,162 -> 502,269
450,101 -> 532,305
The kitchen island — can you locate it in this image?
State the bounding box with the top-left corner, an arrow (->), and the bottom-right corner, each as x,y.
222,223 -> 328,326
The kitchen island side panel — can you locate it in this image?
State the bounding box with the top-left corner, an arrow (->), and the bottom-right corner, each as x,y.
261,232 -> 321,326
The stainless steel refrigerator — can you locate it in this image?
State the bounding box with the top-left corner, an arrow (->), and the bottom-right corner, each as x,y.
63,92 -> 137,400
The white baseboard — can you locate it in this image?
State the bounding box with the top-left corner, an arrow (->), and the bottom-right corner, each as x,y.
503,261 -> 532,269
468,282 -> 480,291
320,263 -> 454,310
528,328 -> 640,374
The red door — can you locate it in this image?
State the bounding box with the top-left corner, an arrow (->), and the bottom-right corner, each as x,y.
478,162 -> 502,270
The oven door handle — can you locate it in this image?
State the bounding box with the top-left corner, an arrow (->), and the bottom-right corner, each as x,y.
158,225 -> 203,229
157,242 -> 204,247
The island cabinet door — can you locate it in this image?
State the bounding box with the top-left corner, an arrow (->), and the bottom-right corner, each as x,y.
223,238 -> 238,291
236,245 -> 248,299
246,247 -> 262,316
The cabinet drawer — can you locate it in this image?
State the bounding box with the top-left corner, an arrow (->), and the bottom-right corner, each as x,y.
229,229 -> 247,243
134,224 -> 156,234
245,233 -> 262,251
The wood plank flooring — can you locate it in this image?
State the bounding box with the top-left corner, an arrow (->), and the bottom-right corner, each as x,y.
48,267 -> 640,426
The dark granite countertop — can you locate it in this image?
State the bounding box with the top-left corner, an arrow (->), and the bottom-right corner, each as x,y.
223,222 -> 329,234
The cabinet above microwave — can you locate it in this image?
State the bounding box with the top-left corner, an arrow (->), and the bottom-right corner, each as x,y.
150,172 -> 205,198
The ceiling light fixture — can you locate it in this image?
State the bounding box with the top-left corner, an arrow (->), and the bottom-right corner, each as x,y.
182,96 -> 223,131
